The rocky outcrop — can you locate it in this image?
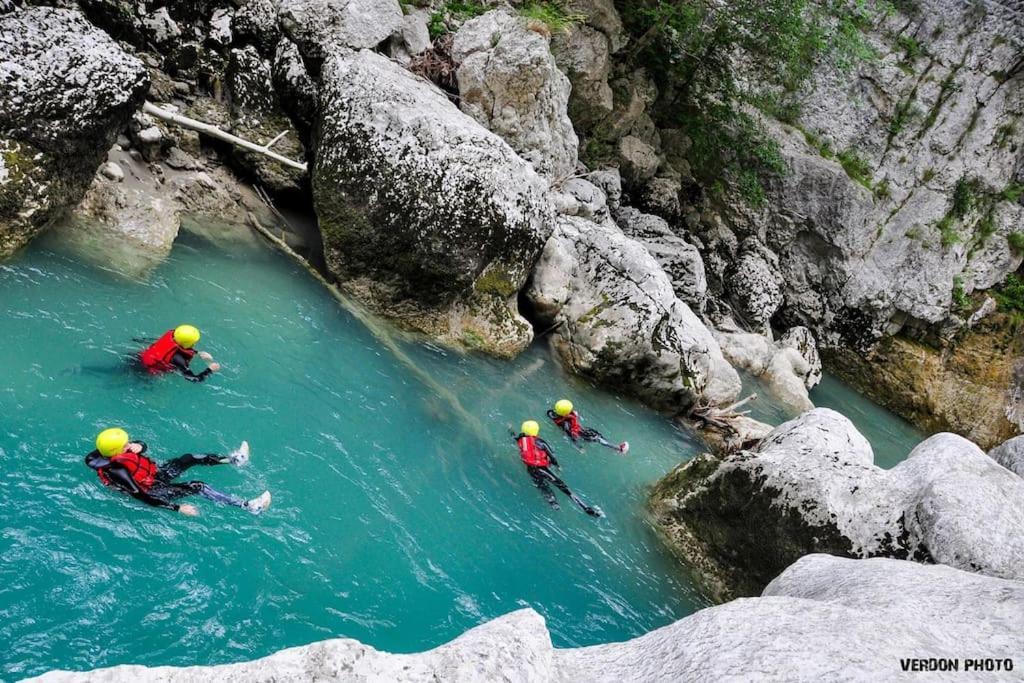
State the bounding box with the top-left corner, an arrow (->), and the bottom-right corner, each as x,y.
34,556 -> 1024,682
989,434 -> 1024,478
312,49 -> 553,356
279,0 -> 403,64
650,408 -> 1024,599
528,212 -> 741,411
0,6 -> 149,256
452,9 -> 578,178
827,319 -> 1021,449
716,326 -> 822,414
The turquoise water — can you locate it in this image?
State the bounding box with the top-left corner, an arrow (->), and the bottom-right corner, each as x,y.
0,225 -> 924,678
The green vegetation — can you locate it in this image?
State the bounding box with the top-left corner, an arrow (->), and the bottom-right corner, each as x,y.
994,123 -> 1017,150
936,215 -> 960,247
921,167 -> 936,182
518,1 -> 584,34
428,0 -> 489,39
952,275 -> 968,311
873,179 -> 891,200
1000,183 -> 1024,203
1007,232 -> 1024,253
896,34 -> 923,62
994,274 -> 1024,314
618,0 -> 890,205
837,148 -> 873,188
802,129 -> 835,159
951,176 -> 980,217
918,69 -> 960,137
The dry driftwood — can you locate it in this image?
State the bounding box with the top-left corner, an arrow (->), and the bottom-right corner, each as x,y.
142,101 -> 307,172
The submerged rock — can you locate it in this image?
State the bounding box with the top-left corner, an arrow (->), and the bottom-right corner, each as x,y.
313,49 -> 553,356
528,214 -> 740,410
33,556 -> 1024,682
452,9 -> 578,178
715,326 -> 822,414
650,408 -> 1024,599
0,6 -> 149,256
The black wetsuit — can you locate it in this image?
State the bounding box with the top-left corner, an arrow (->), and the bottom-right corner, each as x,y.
85,441 -> 245,511
546,410 -> 620,451
515,433 -> 601,517
169,351 -> 213,383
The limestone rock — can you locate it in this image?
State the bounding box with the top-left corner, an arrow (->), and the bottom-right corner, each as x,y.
989,435 -> 1024,478
141,7 -> 180,48
650,408 -> 1024,598
233,0 -> 281,55
551,23 -> 613,131
727,247 -> 783,333
616,206 -> 707,313
271,39 -> 318,135
617,135 -> 659,185
225,46 -> 307,194
313,49 -> 553,356
452,9 -> 578,178
207,8 -> 233,48
279,0 -> 403,63
0,6 -> 149,256
528,214 -> 741,410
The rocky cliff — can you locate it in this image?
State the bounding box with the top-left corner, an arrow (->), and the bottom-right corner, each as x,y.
32,554 -> 1024,682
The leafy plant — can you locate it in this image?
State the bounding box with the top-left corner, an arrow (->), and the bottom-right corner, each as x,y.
936,215 -> 960,247
518,1 -> 584,35
896,34 -> 923,61
1008,232 -> 1024,253
952,275 -> 969,311
1000,183 -> 1024,203
428,0 -> 489,39
837,148 -> 873,188
994,273 -> 1024,314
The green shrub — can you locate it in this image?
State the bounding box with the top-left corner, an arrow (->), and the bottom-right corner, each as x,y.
518,1 -> 584,34
837,148 -> 872,188
429,0 -> 488,38
1000,183 -> 1024,203
1008,232 -> 1024,253
897,35 -> 923,61
994,273 -> 1024,314
874,179 -> 891,200
952,275 -> 968,310
922,167 -> 936,182
936,215 -> 960,247
951,176 -> 980,218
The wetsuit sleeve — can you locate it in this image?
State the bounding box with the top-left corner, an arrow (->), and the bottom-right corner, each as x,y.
103,464 -> 180,511
538,438 -> 559,467
171,351 -> 212,383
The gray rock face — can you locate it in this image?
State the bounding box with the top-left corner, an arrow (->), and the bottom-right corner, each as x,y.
727,246 -> 783,333
271,39 -> 318,134
232,0 -> 281,55
551,23 -> 614,130
279,0 -> 403,62
528,213 -> 741,410
225,46 -> 307,194
989,435 -> 1024,478
313,49 -> 553,356
0,6 -> 149,256
617,206 -> 707,313
452,9 -> 578,178
651,408 -> 1024,598
34,557 -> 1024,683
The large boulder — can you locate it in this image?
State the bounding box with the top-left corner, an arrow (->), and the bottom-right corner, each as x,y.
551,23 -> 614,131
528,214 -> 741,410
0,6 -> 149,256
650,408 -> 1024,599
715,326 -> 822,414
989,435 -> 1024,478
452,9 -> 578,178
279,0 -> 403,65
312,49 -> 554,356
34,557 -> 1024,682
562,555 -> 1024,682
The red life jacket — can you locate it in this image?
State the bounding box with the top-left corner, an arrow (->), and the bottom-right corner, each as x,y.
97,451 -> 158,491
517,435 -> 550,467
554,411 -> 583,438
139,329 -> 194,373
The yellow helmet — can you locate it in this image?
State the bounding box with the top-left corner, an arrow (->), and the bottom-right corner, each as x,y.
96,428 -> 129,457
554,399 -> 573,417
521,420 -> 540,437
173,324 -> 200,349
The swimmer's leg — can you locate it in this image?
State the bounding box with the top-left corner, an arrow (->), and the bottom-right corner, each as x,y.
537,467 -> 601,517
580,428 -> 628,454
179,481 -> 271,514
527,466 -> 559,510
158,453 -> 233,481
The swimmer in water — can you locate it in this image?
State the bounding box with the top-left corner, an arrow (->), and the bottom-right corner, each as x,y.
547,400 -> 629,454
514,421 -> 601,517
137,325 -> 220,382
85,428 -> 271,516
